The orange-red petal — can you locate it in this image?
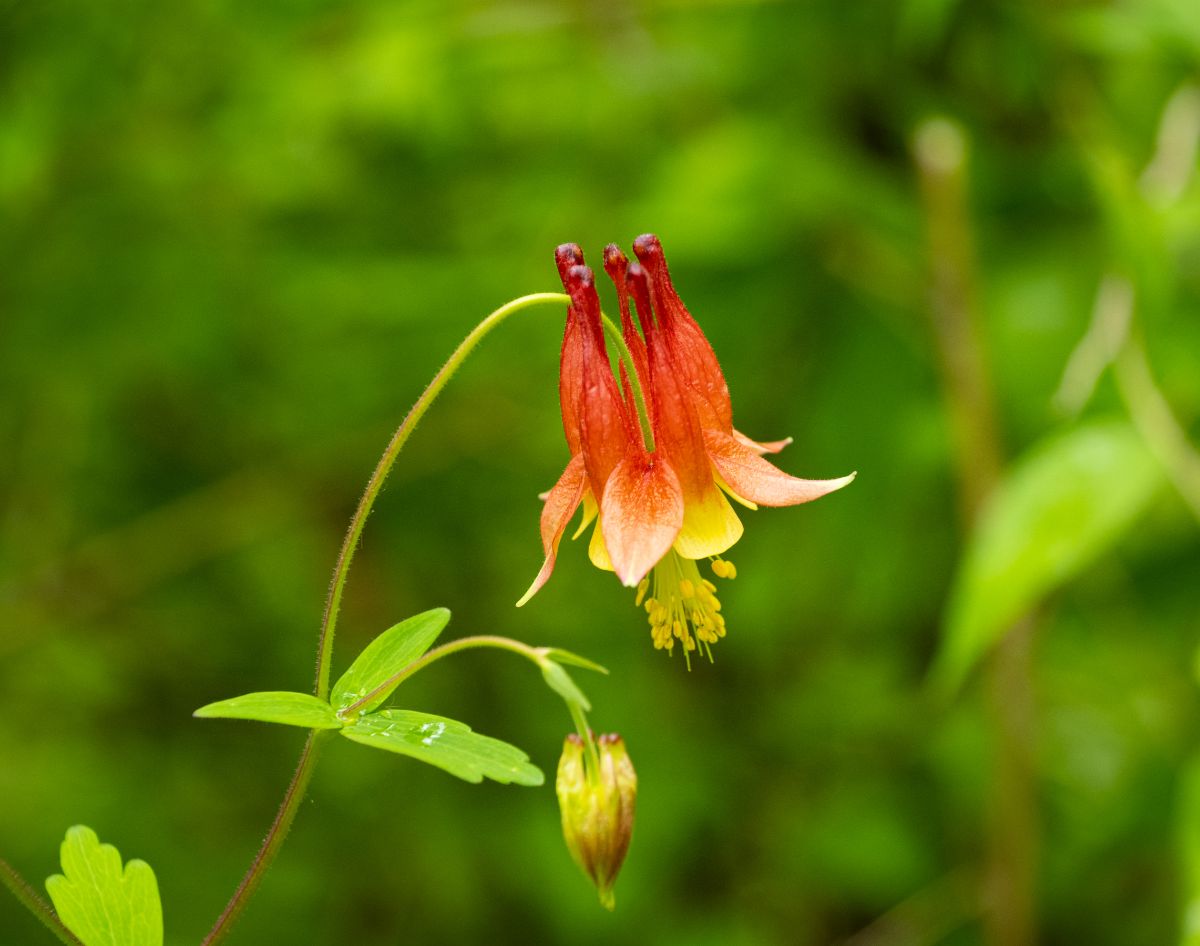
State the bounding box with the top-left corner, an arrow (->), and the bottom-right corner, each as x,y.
734,429 -> 793,455
517,453 -> 587,606
633,233 -> 733,431
599,455 -> 685,587
704,428 -> 856,507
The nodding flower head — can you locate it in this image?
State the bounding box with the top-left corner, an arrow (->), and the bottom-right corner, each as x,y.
519,235 -> 855,665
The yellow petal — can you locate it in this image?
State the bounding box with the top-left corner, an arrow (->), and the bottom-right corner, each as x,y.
572,490 -> 598,541
588,516 -> 614,572
672,486 -> 743,560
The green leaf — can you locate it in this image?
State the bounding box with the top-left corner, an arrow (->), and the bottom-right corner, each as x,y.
193,691 -> 341,730
341,710 -> 543,786
932,420 -> 1163,694
331,608 -> 451,713
541,660 -> 591,712
45,826 -> 163,946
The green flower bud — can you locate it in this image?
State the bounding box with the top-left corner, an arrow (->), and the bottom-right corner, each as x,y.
556,732 -> 637,911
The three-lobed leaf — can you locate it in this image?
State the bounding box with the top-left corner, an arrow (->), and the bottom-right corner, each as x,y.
331,608 -> 451,714
932,420 -> 1163,694
45,826 -> 162,946
341,709 -> 543,786
193,691 -> 342,730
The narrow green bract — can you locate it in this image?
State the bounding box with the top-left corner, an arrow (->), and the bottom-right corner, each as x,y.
45,826 -> 163,946
541,661 -> 592,713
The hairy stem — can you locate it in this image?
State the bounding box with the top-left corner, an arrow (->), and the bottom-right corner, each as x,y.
204,291 -> 572,946
0,858 -> 81,946
201,732 -> 329,946
314,292 -> 574,700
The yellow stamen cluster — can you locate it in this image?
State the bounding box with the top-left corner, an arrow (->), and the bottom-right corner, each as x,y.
635,552 -> 734,667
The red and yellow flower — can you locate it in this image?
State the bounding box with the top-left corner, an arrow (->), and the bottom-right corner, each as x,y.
519,234 -> 854,662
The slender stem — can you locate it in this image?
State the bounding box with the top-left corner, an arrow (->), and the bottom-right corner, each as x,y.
0,858 -> 81,946
337,633 -> 600,775
205,292 -> 571,946
600,317 -> 655,452
341,634 -> 547,717
201,732 -> 330,946
314,292 -> 573,700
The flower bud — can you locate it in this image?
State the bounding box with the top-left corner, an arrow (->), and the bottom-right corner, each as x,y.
556,732 -> 637,910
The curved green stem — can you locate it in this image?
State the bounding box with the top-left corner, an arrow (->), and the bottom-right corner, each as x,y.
337,633 -> 601,773
314,292 -> 573,700
204,291 -> 571,946
340,635 -> 546,717
0,858 -> 81,946
600,317 -> 655,452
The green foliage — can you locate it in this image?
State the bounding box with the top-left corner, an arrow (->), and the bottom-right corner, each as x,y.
193,691 -> 343,729
189,610 -> 608,787
341,710 -> 543,786
3,1 -> 1198,944
330,608 -> 450,713
45,827 -> 162,946
933,421 -> 1164,693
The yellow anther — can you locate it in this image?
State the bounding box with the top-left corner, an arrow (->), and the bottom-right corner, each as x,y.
635,551 -> 733,662
723,560 -> 737,579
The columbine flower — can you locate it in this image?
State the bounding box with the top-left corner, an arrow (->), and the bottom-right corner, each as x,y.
519,235 -> 854,662
557,733 -> 637,911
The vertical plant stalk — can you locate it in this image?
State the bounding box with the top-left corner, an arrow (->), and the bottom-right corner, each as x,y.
202,291 -> 579,946
0,858 -> 81,946
1116,337 -> 1200,524
914,118 -> 1039,946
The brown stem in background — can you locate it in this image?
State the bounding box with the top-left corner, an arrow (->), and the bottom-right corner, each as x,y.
914,118 -> 1039,946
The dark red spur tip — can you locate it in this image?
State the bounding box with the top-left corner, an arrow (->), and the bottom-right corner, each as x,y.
566,263 -> 594,290
603,243 -> 629,275
555,243 -> 585,281
632,233 -> 664,263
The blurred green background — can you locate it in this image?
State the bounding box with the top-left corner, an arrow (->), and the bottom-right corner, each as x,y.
3,1 -> 1200,944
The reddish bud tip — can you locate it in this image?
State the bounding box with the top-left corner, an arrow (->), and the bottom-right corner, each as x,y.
603,244 -> 629,288
566,264 -> 595,290
555,243 -> 585,280
603,243 -> 628,270
632,233 -> 664,262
